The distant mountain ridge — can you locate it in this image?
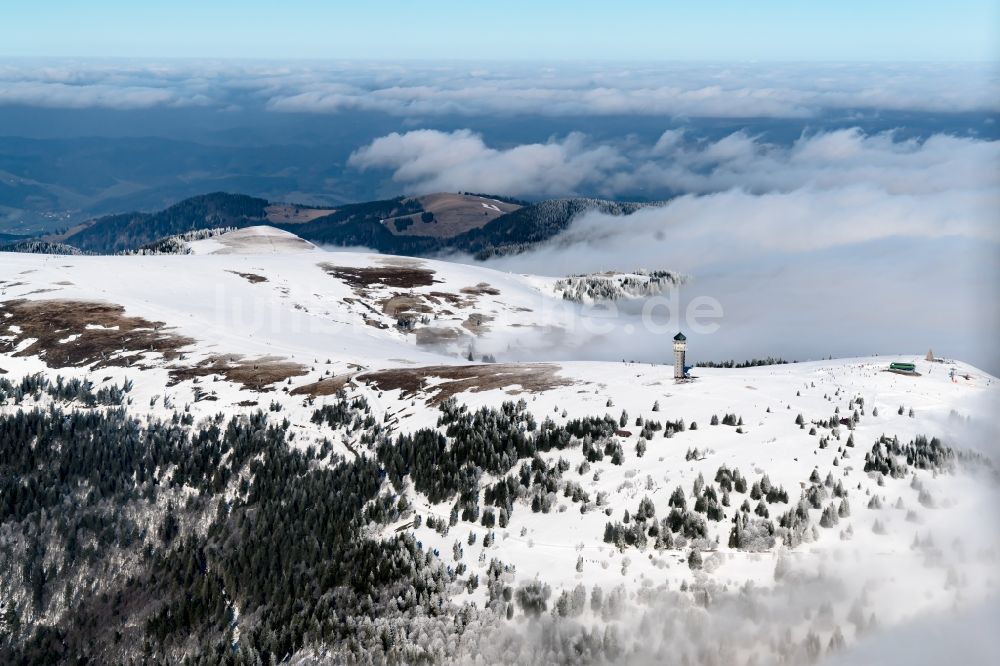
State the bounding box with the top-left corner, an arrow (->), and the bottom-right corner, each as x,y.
10,191 -> 661,258
39,193 -> 271,255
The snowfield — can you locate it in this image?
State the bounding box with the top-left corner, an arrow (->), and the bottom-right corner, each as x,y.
1,226 -> 997,664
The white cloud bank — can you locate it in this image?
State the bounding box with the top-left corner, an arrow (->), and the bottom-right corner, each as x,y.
349,126 -> 1000,201
265,62 -> 1000,118
348,129 -> 626,198
0,60 -> 997,116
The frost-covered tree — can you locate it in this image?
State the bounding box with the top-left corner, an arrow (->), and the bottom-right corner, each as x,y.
669,486 -> 687,510
636,496 -> 656,521
515,580 -> 551,617
819,503 -> 840,528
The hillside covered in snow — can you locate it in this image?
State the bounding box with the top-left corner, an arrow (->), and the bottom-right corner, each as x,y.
1,228 -> 997,665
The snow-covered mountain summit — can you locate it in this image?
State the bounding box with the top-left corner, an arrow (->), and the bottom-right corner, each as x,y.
186,225 -> 318,255
1,234 -> 997,664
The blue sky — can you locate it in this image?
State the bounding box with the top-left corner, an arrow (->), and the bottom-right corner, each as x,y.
3,1 -> 997,61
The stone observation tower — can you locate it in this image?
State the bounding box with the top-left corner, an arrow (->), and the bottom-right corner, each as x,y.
673,332 -> 687,380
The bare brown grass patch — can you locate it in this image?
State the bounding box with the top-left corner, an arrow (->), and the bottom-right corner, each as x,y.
0,299 -> 192,369
381,193 -> 520,238
381,294 -> 433,317
0,298 -> 306,390
425,291 -> 476,308
414,327 -> 467,346
359,363 -> 572,405
320,262 -> 438,289
290,373 -> 355,397
460,283 -> 501,296
168,354 -> 308,391
461,313 -> 494,335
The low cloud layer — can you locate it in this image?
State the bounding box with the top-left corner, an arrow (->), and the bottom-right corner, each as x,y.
349,127 -> 1000,200
469,197 -> 998,371
826,599 -> 1000,666
0,61 -> 217,109
348,129 -> 625,198
1,60 -> 997,117
405,128 -> 1000,373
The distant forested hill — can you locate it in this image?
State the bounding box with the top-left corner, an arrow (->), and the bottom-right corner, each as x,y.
287,197 -> 654,258
279,196 -> 425,251
6,192 -> 659,257
47,193 -> 270,254
454,198 -> 653,259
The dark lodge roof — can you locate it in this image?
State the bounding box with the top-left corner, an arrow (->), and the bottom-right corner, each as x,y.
673,332 -> 687,341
